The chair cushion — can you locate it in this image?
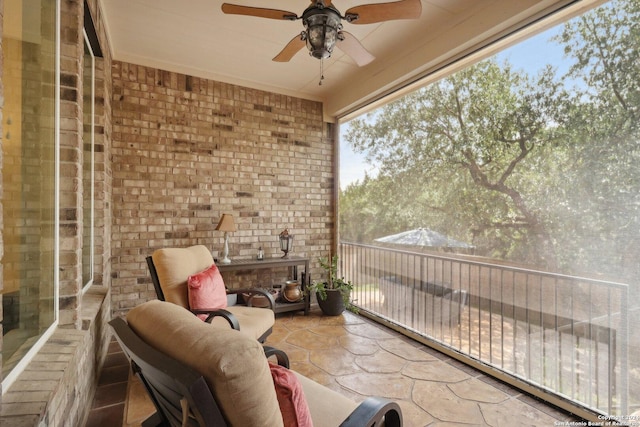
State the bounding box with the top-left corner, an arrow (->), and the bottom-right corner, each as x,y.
188,264 -> 227,320
127,300 -> 284,427
295,372 -> 358,427
217,305 -> 275,341
270,363 -> 313,427
152,245 -> 214,308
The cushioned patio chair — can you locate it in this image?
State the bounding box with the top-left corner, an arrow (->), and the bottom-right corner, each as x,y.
146,245 -> 275,342
110,300 -> 403,427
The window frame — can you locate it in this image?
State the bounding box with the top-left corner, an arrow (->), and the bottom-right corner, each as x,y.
1,0 -> 61,392
82,28 -> 95,293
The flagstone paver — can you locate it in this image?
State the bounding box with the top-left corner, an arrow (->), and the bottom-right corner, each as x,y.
290,361 -> 335,386
268,340 -> 310,363
339,334 -> 380,354
344,322 -> 396,339
412,381 -> 485,424
356,350 -> 407,373
285,328 -> 340,350
402,360 -> 471,383
267,308 -> 583,427
397,400 -> 435,426
310,347 -> 363,376
449,378 -> 510,403
309,324 -> 352,337
379,338 -> 440,361
479,398 -> 560,426
338,372 -> 414,399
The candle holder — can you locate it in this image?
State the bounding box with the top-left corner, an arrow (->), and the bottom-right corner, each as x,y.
279,228 -> 294,259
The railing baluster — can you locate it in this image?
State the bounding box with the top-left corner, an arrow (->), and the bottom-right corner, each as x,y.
539,275 -> 544,388
467,264 -> 478,354
571,280 -> 576,402
553,277 -> 558,390
619,286 -> 629,416
477,264 -> 481,358
558,278 -> 564,397
588,281 -> 594,409
500,268 -> 504,370
607,286 -> 612,414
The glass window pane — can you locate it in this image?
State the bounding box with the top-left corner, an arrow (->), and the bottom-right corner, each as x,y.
2,0 -> 57,378
82,33 -> 94,288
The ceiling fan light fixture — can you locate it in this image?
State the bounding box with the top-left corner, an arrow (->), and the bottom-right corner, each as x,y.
303,9 -> 342,59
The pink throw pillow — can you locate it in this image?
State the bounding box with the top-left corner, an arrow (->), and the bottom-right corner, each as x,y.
269,363 -> 313,427
187,264 -> 227,321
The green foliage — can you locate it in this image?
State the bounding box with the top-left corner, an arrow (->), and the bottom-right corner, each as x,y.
340,0 -> 640,281
345,59 -> 567,267
308,255 -> 356,312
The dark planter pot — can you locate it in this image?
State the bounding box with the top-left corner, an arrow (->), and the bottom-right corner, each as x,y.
316,289 -> 346,316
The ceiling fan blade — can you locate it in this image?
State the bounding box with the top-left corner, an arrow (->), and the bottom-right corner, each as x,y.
336,32 -> 375,66
221,3 -> 297,20
345,0 -> 422,25
273,35 -> 306,62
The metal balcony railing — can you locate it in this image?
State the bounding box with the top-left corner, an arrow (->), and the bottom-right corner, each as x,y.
339,242 -> 632,418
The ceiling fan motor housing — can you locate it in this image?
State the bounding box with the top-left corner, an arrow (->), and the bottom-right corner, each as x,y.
302,7 -> 343,59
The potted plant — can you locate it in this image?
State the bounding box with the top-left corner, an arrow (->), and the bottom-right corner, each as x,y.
308,255 -> 356,315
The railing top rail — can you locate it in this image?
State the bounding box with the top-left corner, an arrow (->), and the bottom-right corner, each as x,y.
340,241 -> 630,290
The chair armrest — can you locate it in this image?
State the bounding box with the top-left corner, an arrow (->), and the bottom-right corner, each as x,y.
339,397 -> 403,427
228,288 -> 276,310
190,308 -> 241,330
263,346 -> 290,368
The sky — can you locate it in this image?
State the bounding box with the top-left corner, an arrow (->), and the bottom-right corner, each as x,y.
338,24 -> 571,190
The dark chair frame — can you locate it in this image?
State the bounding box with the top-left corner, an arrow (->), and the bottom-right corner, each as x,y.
110,317 -> 403,427
146,256 -> 275,342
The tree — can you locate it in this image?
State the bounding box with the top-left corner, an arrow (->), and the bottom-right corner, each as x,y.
550,0 -> 640,280
345,60 -> 569,268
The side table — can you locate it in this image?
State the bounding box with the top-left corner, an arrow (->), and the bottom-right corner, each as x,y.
216,256 -> 310,315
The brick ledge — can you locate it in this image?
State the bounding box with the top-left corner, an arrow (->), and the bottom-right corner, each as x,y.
0,286 -> 110,427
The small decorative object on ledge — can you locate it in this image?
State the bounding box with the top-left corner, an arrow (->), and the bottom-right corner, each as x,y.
282,280 -> 302,302
279,228 -> 293,259
257,246 -> 264,260
243,289 -> 277,308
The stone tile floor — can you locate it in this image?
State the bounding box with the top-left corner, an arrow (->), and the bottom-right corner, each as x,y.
86,308 -> 584,426
84,339 -> 129,427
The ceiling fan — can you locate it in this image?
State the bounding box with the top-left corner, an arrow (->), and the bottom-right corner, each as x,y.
221,0 -> 422,67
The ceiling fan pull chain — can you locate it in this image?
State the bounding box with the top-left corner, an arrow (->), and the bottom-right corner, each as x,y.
319,58 -> 325,86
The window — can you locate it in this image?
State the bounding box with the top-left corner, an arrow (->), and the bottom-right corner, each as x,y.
2,0 -> 59,384
339,0 -> 638,418
82,30 -> 95,290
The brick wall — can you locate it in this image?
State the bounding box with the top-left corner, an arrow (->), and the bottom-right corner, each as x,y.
111,62 -> 335,316
85,0 -> 113,294
58,0 -> 85,328
58,0 -> 112,326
